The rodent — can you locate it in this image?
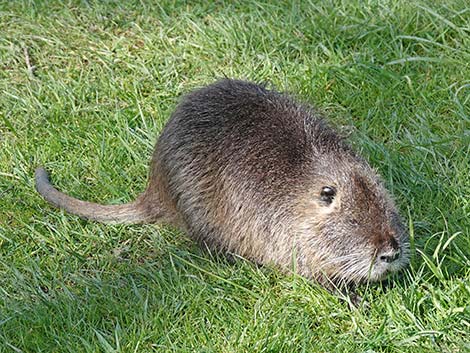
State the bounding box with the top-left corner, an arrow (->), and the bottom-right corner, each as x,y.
35,79 -> 409,285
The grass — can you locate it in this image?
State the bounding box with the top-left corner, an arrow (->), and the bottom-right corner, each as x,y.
0,0 -> 469,351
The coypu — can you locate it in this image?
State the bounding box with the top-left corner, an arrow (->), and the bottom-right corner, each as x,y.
35,79 -> 409,285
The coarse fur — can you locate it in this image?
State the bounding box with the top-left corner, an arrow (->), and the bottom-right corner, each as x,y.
35,79 -> 409,285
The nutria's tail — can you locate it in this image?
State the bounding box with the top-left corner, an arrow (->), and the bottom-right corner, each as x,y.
35,167 -> 157,224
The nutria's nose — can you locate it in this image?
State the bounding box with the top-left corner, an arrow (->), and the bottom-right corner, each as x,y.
378,249 -> 400,263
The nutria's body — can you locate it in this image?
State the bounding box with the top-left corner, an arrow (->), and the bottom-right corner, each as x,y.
35,79 -> 409,284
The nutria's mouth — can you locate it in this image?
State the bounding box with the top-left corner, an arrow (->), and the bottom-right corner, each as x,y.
326,243 -> 410,284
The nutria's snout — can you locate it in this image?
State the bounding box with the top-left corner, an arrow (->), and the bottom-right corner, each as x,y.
363,213 -> 410,282
372,238 -> 409,281
375,225 -> 410,274
377,248 -> 400,264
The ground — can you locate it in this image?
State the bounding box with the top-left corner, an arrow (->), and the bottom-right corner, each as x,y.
0,0 -> 469,352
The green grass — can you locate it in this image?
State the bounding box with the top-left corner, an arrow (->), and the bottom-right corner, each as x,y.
1,0 -> 469,351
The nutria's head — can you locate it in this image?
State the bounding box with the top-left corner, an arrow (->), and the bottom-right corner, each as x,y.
296,153 -> 409,284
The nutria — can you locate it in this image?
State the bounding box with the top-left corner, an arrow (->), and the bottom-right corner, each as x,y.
35,79 -> 409,284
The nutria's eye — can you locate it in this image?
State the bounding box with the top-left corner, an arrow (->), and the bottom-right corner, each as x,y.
320,186 -> 336,204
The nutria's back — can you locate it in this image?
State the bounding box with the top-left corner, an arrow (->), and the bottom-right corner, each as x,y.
36,79 -> 409,284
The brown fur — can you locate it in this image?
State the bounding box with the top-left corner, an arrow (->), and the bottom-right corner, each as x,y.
35,79 -> 409,284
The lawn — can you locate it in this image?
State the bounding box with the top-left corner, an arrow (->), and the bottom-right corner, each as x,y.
0,0 -> 469,352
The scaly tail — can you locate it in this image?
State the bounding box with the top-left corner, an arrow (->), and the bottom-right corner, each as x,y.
35,167 -> 156,224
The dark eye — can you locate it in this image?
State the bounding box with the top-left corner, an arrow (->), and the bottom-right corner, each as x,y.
320,186 -> 336,204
